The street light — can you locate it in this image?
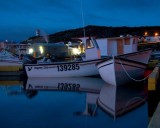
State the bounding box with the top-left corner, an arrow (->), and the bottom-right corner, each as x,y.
144,32 -> 148,36
155,32 -> 158,36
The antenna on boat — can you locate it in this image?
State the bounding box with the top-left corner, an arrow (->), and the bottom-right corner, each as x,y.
81,0 -> 86,38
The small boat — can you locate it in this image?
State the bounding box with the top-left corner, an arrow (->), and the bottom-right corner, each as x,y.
97,83 -> 147,118
25,77 -> 106,93
23,37 -> 109,77
147,51 -> 160,68
118,48 -> 152,64
96,49 -> 152,86
0,49 -> 21,63
150,51 -> 160,60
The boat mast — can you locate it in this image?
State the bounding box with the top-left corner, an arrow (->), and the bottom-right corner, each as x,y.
81,0 -> 85,38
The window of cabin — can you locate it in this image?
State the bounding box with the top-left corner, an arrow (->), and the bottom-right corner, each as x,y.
133,38 -> 136,44
86,38 -> 94,48
124,38 -> 130,45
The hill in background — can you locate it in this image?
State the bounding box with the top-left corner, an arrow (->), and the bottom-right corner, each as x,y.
21,25 -> 160,43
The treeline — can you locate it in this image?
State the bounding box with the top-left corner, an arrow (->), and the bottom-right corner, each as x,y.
23,25 -> 160,43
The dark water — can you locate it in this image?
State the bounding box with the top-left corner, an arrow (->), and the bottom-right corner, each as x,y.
0,76 -> 159,128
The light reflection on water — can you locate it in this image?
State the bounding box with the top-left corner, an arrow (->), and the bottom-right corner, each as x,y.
0,77 -> 149,128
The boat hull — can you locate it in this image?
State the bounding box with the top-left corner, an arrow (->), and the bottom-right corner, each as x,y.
97,57 -> 147,86
24,59 -> 106,77
119,48 -> 152,64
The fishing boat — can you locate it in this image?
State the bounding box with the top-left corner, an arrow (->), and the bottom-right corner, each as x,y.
0,48 -> 23,76
23,37 -> 109,77
96,49 -> 152,86
118,48 -> 152,64
97,83 -> 147,118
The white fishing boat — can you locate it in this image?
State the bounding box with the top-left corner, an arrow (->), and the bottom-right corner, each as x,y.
23,37 -> 109,77
118,48 -> 152,64
97,84 -> 147,118
25,77 -> 106,93
96,49 -> 152,86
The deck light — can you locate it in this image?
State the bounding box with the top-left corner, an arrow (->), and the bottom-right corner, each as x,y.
72,48 -> 81,55
39,46 -> 44,54
28,48 -> 34,54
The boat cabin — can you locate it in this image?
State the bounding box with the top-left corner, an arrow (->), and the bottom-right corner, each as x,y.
73,37 -> 101,60
96,36 -> 138,57
27,43 -> 69,58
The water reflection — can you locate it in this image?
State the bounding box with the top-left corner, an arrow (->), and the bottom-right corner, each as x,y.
97,83 -> 147,119
25,77 -> 106,93
24,77 -> 106,116
0,76 -> 23,96
0,77 -> 148,128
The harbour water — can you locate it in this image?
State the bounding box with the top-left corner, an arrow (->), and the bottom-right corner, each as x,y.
0,76 -> 159,128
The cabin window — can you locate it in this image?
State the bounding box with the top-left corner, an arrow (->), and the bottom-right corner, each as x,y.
86,39 -> 94,48
133,39 -> 136,44
124,38 -> 130,45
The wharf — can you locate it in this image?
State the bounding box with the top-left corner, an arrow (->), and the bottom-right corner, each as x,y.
148,102 -> 160,128
0,62 -> 23,76
148,65 -> 160,128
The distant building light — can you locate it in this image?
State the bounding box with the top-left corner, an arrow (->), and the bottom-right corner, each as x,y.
155,32 -> 158,36
144,32 -> 148,36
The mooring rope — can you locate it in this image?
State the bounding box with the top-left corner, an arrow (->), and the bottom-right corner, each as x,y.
117,57 -> 153,82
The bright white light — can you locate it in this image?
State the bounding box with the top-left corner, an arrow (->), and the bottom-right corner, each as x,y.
39,46 -> 44,54
28,48 -> 34,54
72,48 -> 81,55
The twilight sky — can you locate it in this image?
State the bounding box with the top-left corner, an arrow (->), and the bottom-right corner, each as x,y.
0,0 -> 159,42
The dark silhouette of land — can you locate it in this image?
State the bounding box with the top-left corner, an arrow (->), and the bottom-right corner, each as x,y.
21,25 -> 160,43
